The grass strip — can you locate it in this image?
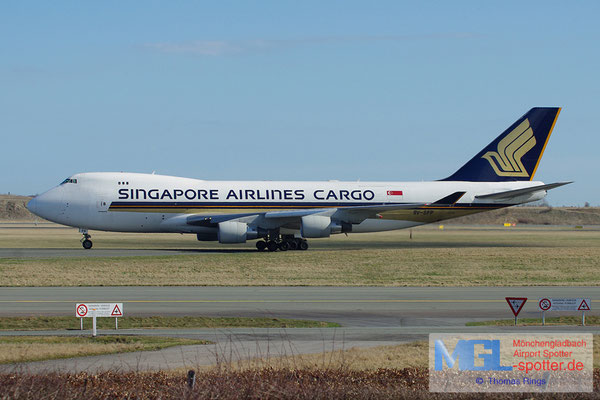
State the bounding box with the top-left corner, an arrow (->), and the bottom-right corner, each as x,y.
0,315 -> 340,330
466,316 -> 600,326
2,228 -> 600,287
0,335 -> 209,364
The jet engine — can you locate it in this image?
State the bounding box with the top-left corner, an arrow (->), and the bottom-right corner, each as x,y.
300,215 -> 351,238
217,221 -> 262,243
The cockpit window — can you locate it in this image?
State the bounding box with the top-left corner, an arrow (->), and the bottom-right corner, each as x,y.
60,178 -> 78,184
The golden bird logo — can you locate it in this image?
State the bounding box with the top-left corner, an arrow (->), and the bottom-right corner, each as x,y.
482,119 -> 535,177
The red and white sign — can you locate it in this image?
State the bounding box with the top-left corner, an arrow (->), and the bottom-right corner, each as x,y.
536,298 -> 591,312
76,304 -> 88,317
578,299 -> 591,311
75,303 -> 124,318
506,297 -> 527,316
387,191 -> 403,196
111,304 -> 122,316
538,298 -> 551,311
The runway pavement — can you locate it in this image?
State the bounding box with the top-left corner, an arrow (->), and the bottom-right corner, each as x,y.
1,286 -> 598,373
0,248 -> 225,258
1,286 -> 598,324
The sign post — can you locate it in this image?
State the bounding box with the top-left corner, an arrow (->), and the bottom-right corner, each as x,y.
92,309 -> 97,337
578,299 -> 590,326
537,298 -> 591,326
538,298 -> 551,326
505,297 -> 527,325
75,303 -> 124,336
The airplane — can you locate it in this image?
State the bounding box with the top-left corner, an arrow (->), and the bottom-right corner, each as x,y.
27,107 -> 570,251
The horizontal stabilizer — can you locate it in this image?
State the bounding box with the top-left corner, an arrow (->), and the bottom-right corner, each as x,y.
432,191 -> 466,205
475,182 -> 572,200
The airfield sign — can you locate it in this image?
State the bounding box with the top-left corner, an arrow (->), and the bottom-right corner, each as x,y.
505,297 -> 527,316
75,303 -> 124,318
505,297 -> 527,326
538,298 -> 551,311
536,298 -> 591,312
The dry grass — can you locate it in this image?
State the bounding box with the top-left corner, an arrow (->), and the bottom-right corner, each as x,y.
217,341 -> 430,372
0,336 -> 208,364
1,369 -> 599,399
0,226 -> 599,286
200,335 -> 600,372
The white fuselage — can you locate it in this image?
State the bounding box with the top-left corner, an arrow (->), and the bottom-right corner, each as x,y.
28,172 -> 546,237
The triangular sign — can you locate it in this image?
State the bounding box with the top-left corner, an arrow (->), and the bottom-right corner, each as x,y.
506,297 -> 527,317
578,299 -> 590,311
111,304 -> 122,316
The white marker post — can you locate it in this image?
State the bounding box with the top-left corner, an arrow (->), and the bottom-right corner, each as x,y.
92,309 -> 97,337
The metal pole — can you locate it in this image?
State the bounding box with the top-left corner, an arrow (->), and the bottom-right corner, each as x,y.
514,316 -> 517,326
187,370 -> 196,389
92,312 -> 97,337
542,311 -> 545,326
115,317 -> 118,330
80,318 -> 83,330
582,312 -> 585,326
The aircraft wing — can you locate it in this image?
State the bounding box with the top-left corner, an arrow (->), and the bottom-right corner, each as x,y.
475,182 -> 572,200
185,203 -> 425,227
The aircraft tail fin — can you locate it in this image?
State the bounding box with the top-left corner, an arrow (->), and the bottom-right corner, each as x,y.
442,107 -> 561,182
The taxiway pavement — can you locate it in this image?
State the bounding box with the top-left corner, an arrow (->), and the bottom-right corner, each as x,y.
1,286 -> 598,373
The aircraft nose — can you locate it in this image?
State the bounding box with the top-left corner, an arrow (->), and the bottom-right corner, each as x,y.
26,197 -> 38,214
26,187 -> 65,222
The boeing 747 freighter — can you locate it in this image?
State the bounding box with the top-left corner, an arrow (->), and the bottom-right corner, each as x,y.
27,107 -> 570,251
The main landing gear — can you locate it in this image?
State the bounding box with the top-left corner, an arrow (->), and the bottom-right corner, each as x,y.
255,235 -> 308,252
80,229 -> 93,249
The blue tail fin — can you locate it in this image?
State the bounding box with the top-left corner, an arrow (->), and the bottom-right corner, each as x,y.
442,107 -> 561,182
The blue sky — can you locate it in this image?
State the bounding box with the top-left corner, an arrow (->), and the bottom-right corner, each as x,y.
1,1 -> 598,205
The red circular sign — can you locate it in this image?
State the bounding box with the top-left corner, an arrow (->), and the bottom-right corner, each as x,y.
539,298 -> 551,311
76,304 -> 88,317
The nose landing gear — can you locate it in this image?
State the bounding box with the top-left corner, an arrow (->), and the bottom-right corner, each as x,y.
79,229 -> 93,249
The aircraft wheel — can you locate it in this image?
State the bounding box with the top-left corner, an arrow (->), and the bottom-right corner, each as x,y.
287,240 -> 298,251
298,240 -> 308,251
256,240 -> 267,251
266,240 -> 279,252
82,239 -> 93,250
279,241 -> 290,251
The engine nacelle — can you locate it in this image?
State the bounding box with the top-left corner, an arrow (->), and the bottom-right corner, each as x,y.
217,221 -> 262,243
218,221 -> 248,243
301,215 -> 352,238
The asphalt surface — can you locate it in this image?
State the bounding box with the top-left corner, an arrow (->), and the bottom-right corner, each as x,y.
1,286 -> 598,373
0,248 -> 246,258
